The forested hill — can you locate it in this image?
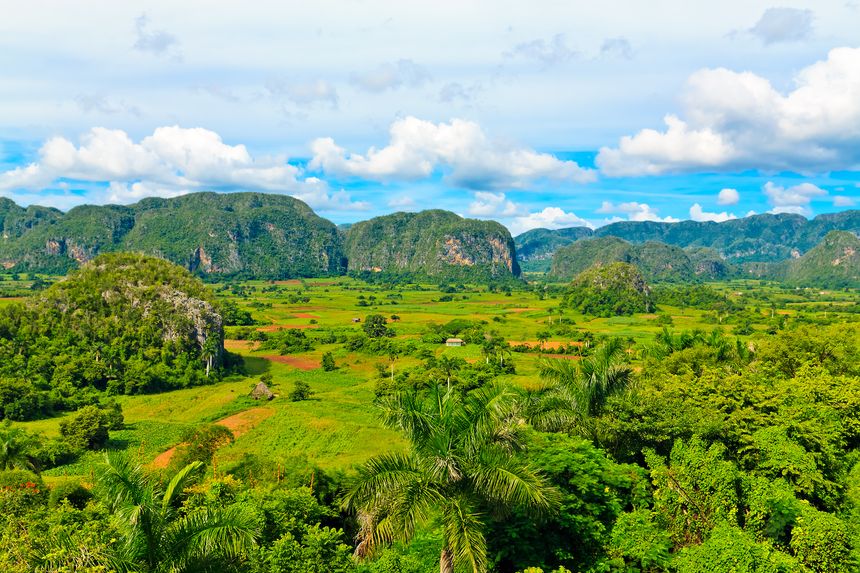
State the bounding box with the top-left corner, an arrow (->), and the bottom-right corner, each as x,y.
0,253 -> 228,419
515,210 -> 860,267
344,210 -> 521,280
0,193 -> 346,279
550,236 -> 734,283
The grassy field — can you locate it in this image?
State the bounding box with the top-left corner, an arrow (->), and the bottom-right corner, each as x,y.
7,276 -> 859,480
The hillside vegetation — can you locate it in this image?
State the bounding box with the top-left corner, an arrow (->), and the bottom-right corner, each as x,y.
0,253 -> 228,420
0,193 -> 346,279
565,261 -> 654,316
515,209 -> 860,267
551,236 -> 733,282
344,209 -> 520,280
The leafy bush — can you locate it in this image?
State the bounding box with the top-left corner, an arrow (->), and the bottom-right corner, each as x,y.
59,406 -> 110,451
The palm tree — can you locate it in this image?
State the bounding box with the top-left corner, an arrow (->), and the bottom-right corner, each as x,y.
531,338 -> 633,439
344,383 -> 556,573
96,453 -> 260,572
0,423 -> 37,471
436,355 -> 464,389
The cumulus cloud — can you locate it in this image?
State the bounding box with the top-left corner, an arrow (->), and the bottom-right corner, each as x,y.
309,116 -> 596,189
763,181 -> 827,215
689,203 -> 737,222
597,201 -> 679,222
717,187 -> 740,205
133,14 -> 180,58
467,192 -> 520,217
266,78 -> 338,108
833,195 -> 856,207
597,47 -> 860,176
0,126 -> 367,211
505,33 -> 578,66
600,37 -> 633,59
507,207 -> 593,236
350,59 -> 430,93
748,7 -> 814,45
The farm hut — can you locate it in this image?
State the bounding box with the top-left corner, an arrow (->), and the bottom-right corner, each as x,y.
250,381 -> 274,401
445,338 -> 464,347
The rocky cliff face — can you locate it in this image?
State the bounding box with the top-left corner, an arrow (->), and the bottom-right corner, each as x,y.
345,210 -> 520,280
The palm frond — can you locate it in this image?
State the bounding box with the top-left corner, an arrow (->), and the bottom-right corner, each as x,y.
442,496 -> 487,573
164,504 -> 260,570
470,451 -> 557,515
162,460 -> 203,515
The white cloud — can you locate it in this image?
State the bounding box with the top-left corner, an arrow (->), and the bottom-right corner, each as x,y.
0,126 -> 367,211
505,34 -> 577,66
266,78 -> 338,108
438,82 -> 480,103
309,116 -> 596,189
748,7 -> 814,45
132,13 -> 180,57
600,37 -> 633,59
507,207 -> 593,236
387,195 -> 416,209
689,203 -> 737,222
763,181 -> 827,215
467,192 -> 520,217
350,59 -> 430,93
717,187 -> 740,205
597,47 -> 860,175
597,201 -> 680,222
833,195 -> 856,207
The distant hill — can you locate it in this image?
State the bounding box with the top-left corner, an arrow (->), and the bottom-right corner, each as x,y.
514,210 -> 860,266
515,227 -> 594,271
784,231 -> 860,288
344,210 -> 520,280
565,261 -> 654,316
0,192 -> 347,279
550,236 -> 733,283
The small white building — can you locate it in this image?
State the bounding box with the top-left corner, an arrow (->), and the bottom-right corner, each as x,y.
445,338 -> 464,347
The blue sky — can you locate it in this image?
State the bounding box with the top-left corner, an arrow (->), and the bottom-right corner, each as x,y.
0,1 -> 858,235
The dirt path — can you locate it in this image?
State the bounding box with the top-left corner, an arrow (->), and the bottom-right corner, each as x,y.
150,407 -> 275,469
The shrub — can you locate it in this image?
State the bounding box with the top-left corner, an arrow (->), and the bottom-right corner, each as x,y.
49,480 -> 93,509
321,352 -> 336,372
290,380 -> 314,402
59,405 -> 110,451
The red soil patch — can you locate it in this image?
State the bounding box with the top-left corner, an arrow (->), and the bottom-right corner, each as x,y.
508,340 -> 584,350
273,279 -> 302,285
292,313 -> 319,319
150,407 -> 275,469
260,355 -> 319,370
224,340 -> 260,351
506,307 -> 539,313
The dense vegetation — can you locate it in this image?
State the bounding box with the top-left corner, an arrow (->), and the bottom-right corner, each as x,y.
517,210 -> 860,266
1,229 -> 860,571
345,210 -> 520,281
0,253 -> 229,421
0,193 -> 346,278
550,237 -> 726,283
565,262 -> 654,316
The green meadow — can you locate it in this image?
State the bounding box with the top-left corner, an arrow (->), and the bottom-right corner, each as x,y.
10,275 -> 858,480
